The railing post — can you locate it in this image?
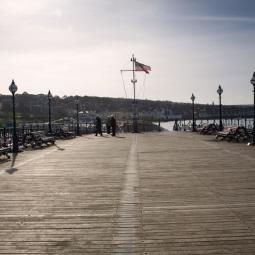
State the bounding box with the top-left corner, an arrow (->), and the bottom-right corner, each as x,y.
3,128 -> 7,147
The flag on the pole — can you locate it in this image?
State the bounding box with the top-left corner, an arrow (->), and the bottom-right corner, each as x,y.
135,61 -> 151,74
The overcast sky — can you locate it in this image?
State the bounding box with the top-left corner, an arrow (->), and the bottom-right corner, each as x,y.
1,0 -> 255,104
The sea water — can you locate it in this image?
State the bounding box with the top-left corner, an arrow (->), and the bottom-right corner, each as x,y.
160,118 -> 254,132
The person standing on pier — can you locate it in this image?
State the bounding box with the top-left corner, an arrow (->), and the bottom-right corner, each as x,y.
95,116 -> 103,136
106,116 -> 111,134
110,115 -> 116,136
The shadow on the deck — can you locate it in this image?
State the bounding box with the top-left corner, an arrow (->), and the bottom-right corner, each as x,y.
53,143 -> 65,151
115,136 -> 126,139
5,152 -> 18,174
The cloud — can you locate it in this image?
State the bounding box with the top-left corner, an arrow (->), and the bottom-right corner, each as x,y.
0,0 -> 55,16
54,9 -> 63,18
0,0 -> 254,104
180,15 -> 255,23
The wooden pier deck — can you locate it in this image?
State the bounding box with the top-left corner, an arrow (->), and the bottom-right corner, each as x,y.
0,131 -> 255,254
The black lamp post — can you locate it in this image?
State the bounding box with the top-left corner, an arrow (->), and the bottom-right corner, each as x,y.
75,96 -> 80,136
48,90 -> 53,134
9,80 -> 19,153
217,85 -> 223,131
191,93 -> 196,132
249,72 -> 255,145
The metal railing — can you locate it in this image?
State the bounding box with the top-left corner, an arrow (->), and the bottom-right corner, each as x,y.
0,120 -> 160,147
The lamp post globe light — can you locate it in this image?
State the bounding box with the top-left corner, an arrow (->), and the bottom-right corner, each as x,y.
75,96 -> 80,136
217,85 -> 223,131
191,93 -> 196,132
249,72 -> 255,145
9,79 -> 19,153
48,90 -> 53,134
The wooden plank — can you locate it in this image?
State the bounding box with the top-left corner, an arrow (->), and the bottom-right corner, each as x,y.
0,132 -> 254,254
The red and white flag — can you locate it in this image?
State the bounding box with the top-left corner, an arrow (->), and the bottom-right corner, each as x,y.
135,61 -> 151,74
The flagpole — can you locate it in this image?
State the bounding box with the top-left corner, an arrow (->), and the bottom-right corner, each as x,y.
121,55 -> 150,133
132,54 -> 136,101
131,54 -> 138,133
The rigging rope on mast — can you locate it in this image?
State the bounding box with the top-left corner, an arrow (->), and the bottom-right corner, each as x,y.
120,71 -> 128,99
120,59 -> 131,99
120,56 -> 151,99
136,72 -> 147,99
142,72 -> 147,99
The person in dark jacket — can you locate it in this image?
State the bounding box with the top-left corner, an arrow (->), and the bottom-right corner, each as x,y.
106,116 -> 111,134
110,115 -> 116,136
95,116 -> 102,136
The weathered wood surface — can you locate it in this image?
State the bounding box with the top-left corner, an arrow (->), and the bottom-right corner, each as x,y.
0,131 -> 254,254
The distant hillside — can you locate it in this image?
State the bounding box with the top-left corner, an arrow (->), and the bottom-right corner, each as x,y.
0,93 -> 253,125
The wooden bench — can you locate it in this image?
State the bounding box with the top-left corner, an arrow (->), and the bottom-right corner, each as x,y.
0,147 -> 10,159
199,123 -> 219,135
23,131 -> 55,148
216,126 -> 249,142
54,128 -> 75,139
